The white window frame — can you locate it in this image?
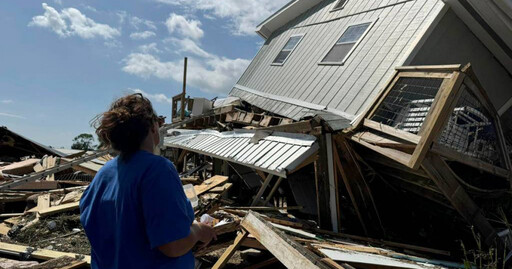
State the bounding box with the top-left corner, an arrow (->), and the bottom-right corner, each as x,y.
318,19 -> 378,66
271,33 -> 306,66
331,0 -> 348,12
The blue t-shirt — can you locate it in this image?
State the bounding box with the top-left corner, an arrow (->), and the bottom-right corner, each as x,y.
80,150 -> 195,269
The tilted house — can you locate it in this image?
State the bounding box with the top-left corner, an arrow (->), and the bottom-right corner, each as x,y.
226,0 -> 512,252
231,0 -> 512,128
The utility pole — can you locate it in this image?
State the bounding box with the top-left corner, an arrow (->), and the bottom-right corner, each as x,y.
181,57 -> 187,120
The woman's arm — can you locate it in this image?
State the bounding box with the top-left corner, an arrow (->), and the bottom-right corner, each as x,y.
158,222 -> 217,258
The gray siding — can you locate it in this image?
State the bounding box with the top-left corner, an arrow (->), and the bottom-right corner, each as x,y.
231,0 -> 445,119
409,9 -> 512,111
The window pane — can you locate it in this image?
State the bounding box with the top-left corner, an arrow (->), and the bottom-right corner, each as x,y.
338,22 -> 371,43
322,43 -> 354,63
274,51 -> 291,64
283,36 -> 302,51
333,0 -> 347,9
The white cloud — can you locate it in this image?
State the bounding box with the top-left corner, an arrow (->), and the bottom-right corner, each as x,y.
164,38 -> 211,58
0,113 -> 26,119
1,100 -> 13,104
130,16 -> 157,30
130,31 -> 156,40
157,0 -> 289,36
132,89 -> 172,104
165,13 -> 203,40
122,53 -> 250,94
138,43 -> 160,53
29,3 -> 120,40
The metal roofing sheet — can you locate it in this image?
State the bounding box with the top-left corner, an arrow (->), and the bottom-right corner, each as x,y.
164,129 -> 319,178
231,85 -> 352,131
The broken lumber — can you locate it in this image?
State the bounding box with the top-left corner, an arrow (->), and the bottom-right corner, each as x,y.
0,242 -> 90,264
240,211 -> 329,269
194,175 -> 229,196
38,201 -> 79,217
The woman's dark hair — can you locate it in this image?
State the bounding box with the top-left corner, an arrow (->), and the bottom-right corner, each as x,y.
94,93 -> 158,156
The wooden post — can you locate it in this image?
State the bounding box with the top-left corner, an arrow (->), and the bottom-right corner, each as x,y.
181,57 -> 187,120
212,231 -> 248,269
421,153 -> 499,247
315,134 -> 333,231
263,177 -> 284,205
333,135 -> 384,237
251,174 -> 273,206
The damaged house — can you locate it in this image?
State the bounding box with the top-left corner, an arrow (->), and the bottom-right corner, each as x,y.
162,0 -> 512,264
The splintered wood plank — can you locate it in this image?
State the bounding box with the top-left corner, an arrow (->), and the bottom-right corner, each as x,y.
0,242 -> 91,264
0,223 -> 10,236
38,194 -> 51,211
212,231 -> 248,269
38,202 -> 80,218
241,211 -> 329,269
194,176 -> 229,196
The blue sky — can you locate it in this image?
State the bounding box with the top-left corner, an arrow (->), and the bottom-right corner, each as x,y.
0,0 -> 288,148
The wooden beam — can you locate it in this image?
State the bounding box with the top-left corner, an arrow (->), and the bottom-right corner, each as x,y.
241,211 -> 330,269
251,174 -> 273,206
431,143 -> 510,178
315,134 -> 333,230
259,120 -> 313,133
395,64 -> 462,72
409,72 -> 465,169
177,149 -> 188,165
38,202 -> 79,218
212,231 -> 248,269
363,119 -> 421,144
333,136 -> 384,237
263,177 -> 284,205
0,242 -> 90,264
421,153 -> 499,247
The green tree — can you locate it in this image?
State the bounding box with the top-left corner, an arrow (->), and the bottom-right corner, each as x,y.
71,133 -> 96,151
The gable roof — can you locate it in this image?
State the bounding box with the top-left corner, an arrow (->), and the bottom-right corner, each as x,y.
256,0 -> 323,39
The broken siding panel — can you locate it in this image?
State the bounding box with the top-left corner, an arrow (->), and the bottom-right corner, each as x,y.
230,0 -> 443,123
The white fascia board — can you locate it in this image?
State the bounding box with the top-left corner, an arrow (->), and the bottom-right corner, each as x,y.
256,0 -> 323,39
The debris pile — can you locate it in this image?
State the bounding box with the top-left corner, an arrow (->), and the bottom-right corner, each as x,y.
0,66 -> 510,268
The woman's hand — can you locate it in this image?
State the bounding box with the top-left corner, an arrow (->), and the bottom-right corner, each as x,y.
158,222 -> 217,257
191,222 -> 217,248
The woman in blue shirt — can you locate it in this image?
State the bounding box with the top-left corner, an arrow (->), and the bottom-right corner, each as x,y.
80,93 -> 216,268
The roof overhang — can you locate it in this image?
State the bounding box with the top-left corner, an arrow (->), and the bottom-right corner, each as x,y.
164,129 -> 319,178
256,0 -> 323,39
443,0 -> 512,74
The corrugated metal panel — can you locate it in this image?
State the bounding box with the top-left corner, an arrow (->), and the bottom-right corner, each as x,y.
164,129 -> 319,178
232,84 -> 352,131
231,0 -> 444,122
